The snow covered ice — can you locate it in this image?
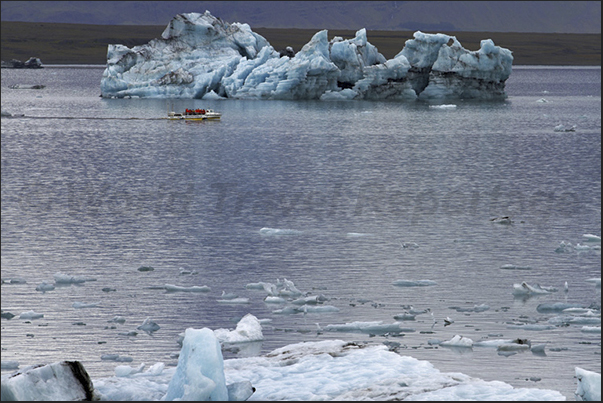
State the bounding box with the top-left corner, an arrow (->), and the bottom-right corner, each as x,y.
3,312 -> 597,401
100,11 -> 513,100
2,323 -> 576,401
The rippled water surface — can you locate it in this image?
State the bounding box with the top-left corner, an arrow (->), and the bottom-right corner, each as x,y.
1,66 -> 601,400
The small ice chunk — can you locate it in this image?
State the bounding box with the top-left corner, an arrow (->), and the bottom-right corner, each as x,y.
108,316 -> 126,324
214,313 -> 264,343
137,317 -> 160,334
114,363 -> 145,377
35,282 -> 55,292
440,335 -> 473,348
19,310 -> 44,320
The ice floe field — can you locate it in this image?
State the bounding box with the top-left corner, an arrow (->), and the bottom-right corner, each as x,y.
1,33 -> 601,401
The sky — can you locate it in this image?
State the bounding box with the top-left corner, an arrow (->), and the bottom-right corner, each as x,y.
0,1 -> 601,33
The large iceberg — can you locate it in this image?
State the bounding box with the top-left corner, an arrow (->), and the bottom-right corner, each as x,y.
100,11 -> 513,100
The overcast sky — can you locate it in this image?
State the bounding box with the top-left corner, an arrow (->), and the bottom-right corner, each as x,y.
1,1 -> 601,33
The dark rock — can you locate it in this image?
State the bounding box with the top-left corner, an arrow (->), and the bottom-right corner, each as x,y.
1,57 -> 43,68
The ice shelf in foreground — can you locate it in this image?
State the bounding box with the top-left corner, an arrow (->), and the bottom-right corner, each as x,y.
2,336 -> 575,401
100,11 -> 513,100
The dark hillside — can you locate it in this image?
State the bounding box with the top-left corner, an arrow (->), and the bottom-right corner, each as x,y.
2,21 -> 600,66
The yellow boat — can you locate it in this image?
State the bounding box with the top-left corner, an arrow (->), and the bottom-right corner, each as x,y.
167,108 -> 221,120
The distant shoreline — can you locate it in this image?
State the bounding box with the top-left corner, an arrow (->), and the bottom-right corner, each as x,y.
1,21 -> 600,66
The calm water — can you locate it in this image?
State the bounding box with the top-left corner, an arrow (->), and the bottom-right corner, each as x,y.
1,65 -> 601,400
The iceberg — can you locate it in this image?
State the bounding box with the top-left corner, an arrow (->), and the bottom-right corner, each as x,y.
100,11 -> 512,100
164,328 -> 229,401
575,367 -> 601,401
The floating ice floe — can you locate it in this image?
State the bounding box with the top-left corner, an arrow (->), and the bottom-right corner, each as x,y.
555,241 -> 574,253
392,279 -> 437,287
220,291 -> 239,300
440,334 -> 473,348
575,367 -> 601,401
53,272 -> 95,284
259,227 -> 303,236
429,104 -> 457,109
164,284 -> 211,292
585,278 -> 601,287
580,326 -> 601,333
101,354 -> 133,362
19,310 -> 44,320
500,264 -> 532,270
114,362 -> 148,377
217,297 -> 250,304
276,278 -> 303,297
2,277 -> 27,284
291,295 -> 328,305
506,323 -> 556,331
547,315 -> 601,326
582,234 -> 601,243
536,98 -> 549,102
554,124 -> 576,132
272,305 -> 340,315
179,267 -> 199,275
137,317 -> 161,334
35,282 -> 55,292
512,281 -> 558,296
108,316 -> 126,324
562,308 -> 600,316
537,302 -> 584,313
449,303 -> 490,313
322,321 -> 415,335
554,240 -> 600,254
393,313 -> 416,321
490,216 -> 514,224
263,296 -> 287,304
474,338 -> 530,349
246,278 -> 303,297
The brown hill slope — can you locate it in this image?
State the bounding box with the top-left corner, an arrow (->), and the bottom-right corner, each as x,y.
1,21 -> 600,66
